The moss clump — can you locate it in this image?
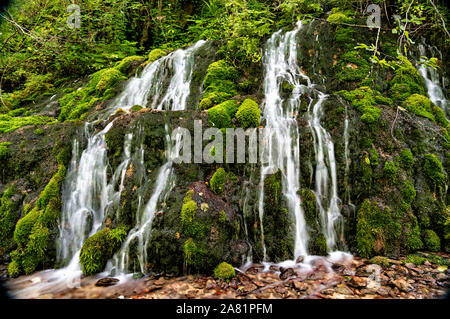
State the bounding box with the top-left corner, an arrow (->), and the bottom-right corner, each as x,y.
181,199 -> 198,225
0,186 -> 22,252
389,59 -> 424,101
301,189 -> 328,256
327,12 -> 353,23
235,99 -> 260,129
210,168 -> 226,195
208,104 -> 232,128
115,56 -> 144,74
423,229 -> 440,252
218,210 -> 226,224
334,26 -> 355,50
309,233 -> 328,256
200,60 -> 238,109
148,49 -> 167,63
79,226 -> 128,275
338,87 -> 382,124
383,160 -> 398,183
335,51 -> 370,82
401,180 -> 416,204
424,154 -> 445,187
10,165 -> 66,276
403,94 -> 444,123
405,254 -> 426,265
369,256 -> 391,267
213,262 -> 235,280
0,142 -> 11,160
58,66 -> 127,121
184,238 -> 205,268
7,259 -> 21,277
130,105 -> 143,112
399,148 -> 414,169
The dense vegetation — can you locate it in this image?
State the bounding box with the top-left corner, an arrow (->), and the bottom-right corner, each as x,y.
0,0 -> 449,280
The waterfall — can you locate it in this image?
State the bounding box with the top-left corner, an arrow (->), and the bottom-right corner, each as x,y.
308,92 -> 343,250
417,44 -> 449,118
260,21 -> 308,260
260,21 -> 344,261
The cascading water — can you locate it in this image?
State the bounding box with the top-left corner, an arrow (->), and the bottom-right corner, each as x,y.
8,41 -> 206,297
417,43 -> 448,118
260,21 -> 308,260
260,21 -> 344,261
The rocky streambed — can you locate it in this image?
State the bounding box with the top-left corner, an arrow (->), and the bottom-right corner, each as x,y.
3,252 -> 449,299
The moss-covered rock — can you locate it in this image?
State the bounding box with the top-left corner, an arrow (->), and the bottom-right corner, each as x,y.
213,262 -> 235,280
79,226 -> 128,275
423,154 -> 445,188
235,99 -> 261,129
389,59 -> 424,101
148,49 -> 167,63
200,60 -> 238,108
423,229 -> 440,252
335,51 -> 370,82
338,87 -> 382,124
210,168 -> 226,195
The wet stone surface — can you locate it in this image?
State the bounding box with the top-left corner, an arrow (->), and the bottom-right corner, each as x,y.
3,253 -> 449,299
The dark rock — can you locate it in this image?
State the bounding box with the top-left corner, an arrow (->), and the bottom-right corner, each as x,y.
95,277 -> 120,287
279,267 -> 295,280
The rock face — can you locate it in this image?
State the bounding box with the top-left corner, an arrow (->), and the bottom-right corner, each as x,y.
0,16 -> 449,282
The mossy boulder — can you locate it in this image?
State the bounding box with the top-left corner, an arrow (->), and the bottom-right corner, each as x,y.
389,59 -> 424,101
79,226 -> 128,275
148,49 -> 167,63
301,189 -> 328,256
338,87 -> 382,124
423,229 -> 440,252
213,262 -> 235,280
424,154 -> 445,188
235,99 -> 261,129
200,60 -> 238,108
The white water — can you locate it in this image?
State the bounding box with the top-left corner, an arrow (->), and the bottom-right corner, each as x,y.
259,21 -> 344,261
259,21 -> 308,260
417,44 -> 448,118
8,41 -> 206,297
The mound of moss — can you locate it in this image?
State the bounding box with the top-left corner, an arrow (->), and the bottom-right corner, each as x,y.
210,168 -> 227,195
235,99 -> 261,129
301,189 -> 328,256
423,229 -> 440,252
213,262 -> 235,280
335,51 -> 370,82
389,59 -> 424,101
9,165 -> 66,277
148,49 -> 167,63
79,226 -> 128,275
424,154 -> 445,187
338,87 -> 382,124
0,114 -> 55,134
199,60 -> 238,110
0,186 -> 22,253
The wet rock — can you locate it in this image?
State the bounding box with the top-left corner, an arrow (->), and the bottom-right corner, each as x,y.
279,267 -> 295,280
293,281 -> 308,291
334,284 -> 354,295
296,256 -> 304,264
389,279 -> 412,292
348,276 -> 367,288
95,277 -> 120,287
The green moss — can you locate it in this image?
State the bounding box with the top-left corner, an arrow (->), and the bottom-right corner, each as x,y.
335,51 -> 370,82
424,154 -> 445,187
0,114 -> 55,133
423,229 -> 440,252
79,226 -> 128,275
403,94 -> 435,122
181,200 -> 198,224
334,26 -> 355,50
208,104 -> 231,128
213,262 -> 235,280
13,208 -> 40,247
184,238 -> 204,267
309,233 -> 328,256
405,254 -> 426,265
36,165 -> 66,210
383,160 -> 398,183
235,99 -> 260,129
219,210 -> 226,224
301,189 -> 328,256
369,147 -> 379,166
201,60 -> 238,108
130,105 -> 143,112
115,56 -> 144,74
210,168 -> 226,195
401,180 -> 416,204
369,256 -> 391,267
7,259 -> 21,278
0,142 -> 11,160
356,200 -> 376,258
148,49 -> 167,63
327,12 -> 354,23
406,221 -> 423,252
338,87 -> 381,124
33,128 -> 44,135
389,59 -> 424,101
0,186 -> 21,252
399,148 -> 414,169
22,222 -> 49,274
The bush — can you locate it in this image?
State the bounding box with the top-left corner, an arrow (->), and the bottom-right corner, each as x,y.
423,229 -> 440,252
210,168 -> 227,195
235,99 -> 260,129
213,262 -> 235,280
